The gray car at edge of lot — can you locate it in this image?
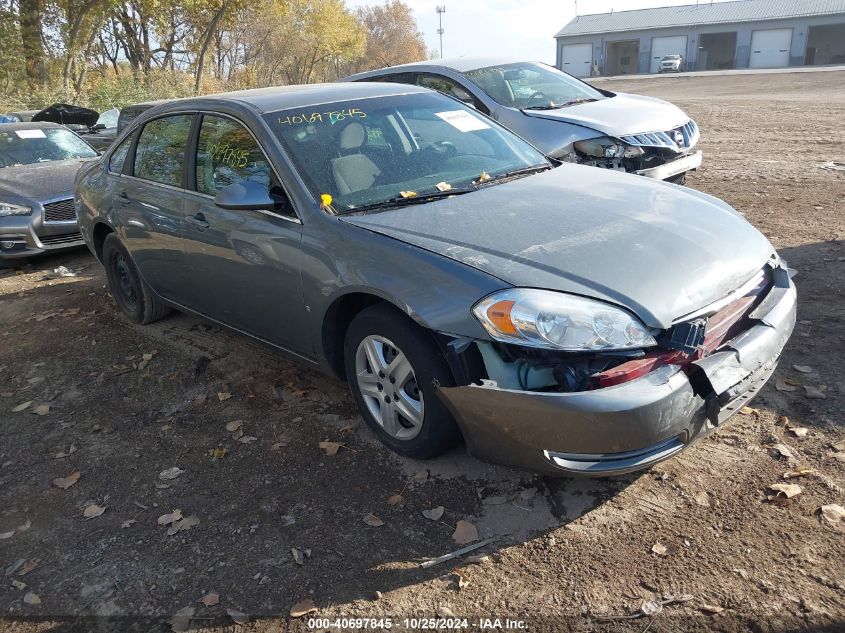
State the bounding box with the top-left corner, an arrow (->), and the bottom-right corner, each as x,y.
74,82 -> 795,476
1,122 -> 99,261
343,57 -> 702,183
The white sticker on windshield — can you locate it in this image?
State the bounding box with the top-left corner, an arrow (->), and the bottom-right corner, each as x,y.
435,110 -> 490,132
15,129 -> 46,139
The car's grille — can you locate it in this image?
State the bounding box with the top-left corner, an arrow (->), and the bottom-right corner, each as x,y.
43,198 -> 76,223
39,232 -> 83,245
620,119 -> 699,152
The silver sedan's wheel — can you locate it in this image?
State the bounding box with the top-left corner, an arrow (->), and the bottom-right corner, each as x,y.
354,335 -> 424,440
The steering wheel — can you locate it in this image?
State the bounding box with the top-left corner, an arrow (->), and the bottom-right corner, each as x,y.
527,91 -> 548,107
428,140 -> 457,159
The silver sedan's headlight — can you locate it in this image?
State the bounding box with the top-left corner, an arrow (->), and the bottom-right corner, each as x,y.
473,289 -> 657,351
574,137 -> 643,159
0,202 -> 32,217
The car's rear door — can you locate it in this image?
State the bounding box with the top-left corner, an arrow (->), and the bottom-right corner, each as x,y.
117,113 -> 194,301
180,112 -> 307,354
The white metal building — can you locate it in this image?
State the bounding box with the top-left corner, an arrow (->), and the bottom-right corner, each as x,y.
554,0 -> 845,76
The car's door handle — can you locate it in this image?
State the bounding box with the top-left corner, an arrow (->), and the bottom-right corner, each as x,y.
118,191 -> 131,205
187,212 -> 210,229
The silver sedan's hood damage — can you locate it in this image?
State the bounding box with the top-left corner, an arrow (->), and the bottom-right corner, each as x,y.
522,92 -> 690,138
0,159 -> 85,202
341,165 -> 775,329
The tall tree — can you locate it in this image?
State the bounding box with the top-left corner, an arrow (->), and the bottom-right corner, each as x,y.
19,0 -> 48,83
355,0 -> 426,72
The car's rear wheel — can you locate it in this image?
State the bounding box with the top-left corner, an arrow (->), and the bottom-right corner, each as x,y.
102,233 -> 171,324
344,304 -> 461,459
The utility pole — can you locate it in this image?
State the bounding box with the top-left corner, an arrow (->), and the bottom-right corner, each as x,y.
436,6 -> 446,59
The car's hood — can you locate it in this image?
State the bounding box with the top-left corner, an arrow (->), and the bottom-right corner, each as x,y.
521,92 -> 689,137
340,166 -> 775,329
0,159 -> 88,202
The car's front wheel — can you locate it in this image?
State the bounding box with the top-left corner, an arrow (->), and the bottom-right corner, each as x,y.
102,233 -> 171,324
344,304 -> 462,459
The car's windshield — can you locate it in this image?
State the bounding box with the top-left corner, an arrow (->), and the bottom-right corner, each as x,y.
662,55 -> 681,61
264,92 -> 548,213
0,127 -> 97,168
463,62 -> 605,110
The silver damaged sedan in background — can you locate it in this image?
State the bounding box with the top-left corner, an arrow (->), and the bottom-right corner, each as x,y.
344,58 -> 702,183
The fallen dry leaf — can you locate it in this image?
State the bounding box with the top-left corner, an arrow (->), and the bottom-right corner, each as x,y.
157,510 -> 183,526
783,467 -> 816,479
210,447 -> 227,460
291,547 -> 304,565
167,515 -> 200,536
422,506 -> 445,521
339,423 -> 358,435
436,606 -> 456,618
739,406 -> 758,415
159,467 -> 184,480
768,483 -> 802,499
452,520 -> 478,545
318,441 -> 343,456
121,519 -> 136,529
793,365 -> 813,373
12,401 -> 33,412
803,386 -> 826,399
818,504 -> 845,525
651,542 -> 676,556
23,592 -> 41,606
54,444 -> 77,459
700,604 -> 725,615
217,391 -> 232,401
237,435 -> 257,444
200,592 -> 220,607
775,380 -> 797,392
170,606 -> 195,632
466,554 -> 489,564
52,470 -> 80,490
11,579 -> 26,590
17,559 -> 40,576
83,504 -> 106,519
227,608 -> 248,625
32,404 -> 50,416
0,531 -> 14,540
363,513 -> 384,527
789,427 -> 809,438
641,600 -> 663,616
290,599 -> 317,618
769,444 -> 795,460
386,494 -> 404,506
455,568 -> 470,590
225,420 -> 242,432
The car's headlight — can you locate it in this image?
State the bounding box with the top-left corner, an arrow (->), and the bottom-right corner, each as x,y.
473,289 -> 657,351
574,137 -> 644,159
0,202 -> 32,217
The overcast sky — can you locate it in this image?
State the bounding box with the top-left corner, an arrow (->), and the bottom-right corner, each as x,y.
346,0 -> 736,63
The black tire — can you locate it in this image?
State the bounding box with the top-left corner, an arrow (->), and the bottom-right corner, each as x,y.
102,233 -> 171,324
666,172 -> 687,186
344,303 -> 461,459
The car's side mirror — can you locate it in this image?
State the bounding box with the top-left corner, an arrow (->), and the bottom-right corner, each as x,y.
214,180 -> 276,211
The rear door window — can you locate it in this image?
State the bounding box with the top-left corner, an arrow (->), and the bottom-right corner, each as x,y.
133,115 -> 194,187
108,134 -> 133,174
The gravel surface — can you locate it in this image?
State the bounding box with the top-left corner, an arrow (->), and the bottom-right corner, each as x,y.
1,70 -> 844,632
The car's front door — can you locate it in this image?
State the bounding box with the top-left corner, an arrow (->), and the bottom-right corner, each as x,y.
180,113 -> 307,354
117,114 -> 194,301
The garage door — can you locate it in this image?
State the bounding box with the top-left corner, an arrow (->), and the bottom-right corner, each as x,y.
562,43 -> 593,77
749,28 -> 792,68
650,35 -> 688,73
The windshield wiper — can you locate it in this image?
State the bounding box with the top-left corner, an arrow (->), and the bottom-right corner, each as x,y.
481,163 -> 552,184
524,97 -> 599,110
341,186 -> 476,214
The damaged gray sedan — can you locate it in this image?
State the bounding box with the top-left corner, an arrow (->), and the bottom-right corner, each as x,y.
75,82 -> 795,476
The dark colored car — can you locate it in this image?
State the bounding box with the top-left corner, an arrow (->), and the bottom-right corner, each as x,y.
0,122 -> 98,261
75,82 -> 795,476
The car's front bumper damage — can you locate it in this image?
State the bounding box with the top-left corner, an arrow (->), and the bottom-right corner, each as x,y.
0,210 -> 84,260
437,268 -> 796,477
635,150 -> 702,180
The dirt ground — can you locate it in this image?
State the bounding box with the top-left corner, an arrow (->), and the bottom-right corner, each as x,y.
1,71 -> 844,633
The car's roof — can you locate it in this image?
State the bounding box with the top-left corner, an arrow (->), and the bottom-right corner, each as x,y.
0,121 -> 64,131
345,57 -> 529,80
150,82 -> 431,115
